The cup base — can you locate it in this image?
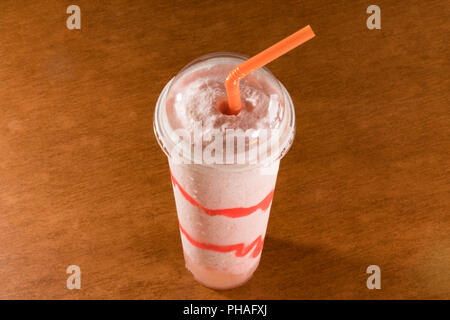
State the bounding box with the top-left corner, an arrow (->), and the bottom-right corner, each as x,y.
183,252 -> 260,290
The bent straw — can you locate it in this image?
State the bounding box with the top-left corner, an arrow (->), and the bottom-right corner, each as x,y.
225,25 -> 315,115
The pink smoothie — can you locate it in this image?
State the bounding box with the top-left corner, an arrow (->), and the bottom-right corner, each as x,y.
154,53 -> 295,289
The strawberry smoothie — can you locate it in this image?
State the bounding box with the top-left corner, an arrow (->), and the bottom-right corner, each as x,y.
154,52 -> 295,289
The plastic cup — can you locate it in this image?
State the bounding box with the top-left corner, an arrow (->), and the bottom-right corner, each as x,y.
154,52 -> 295,289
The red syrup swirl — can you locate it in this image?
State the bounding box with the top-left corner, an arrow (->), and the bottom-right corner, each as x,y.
170,171 -> 274,218
179,223 -> 264,258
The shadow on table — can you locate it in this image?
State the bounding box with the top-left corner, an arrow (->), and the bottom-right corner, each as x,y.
219,236 -> 363,299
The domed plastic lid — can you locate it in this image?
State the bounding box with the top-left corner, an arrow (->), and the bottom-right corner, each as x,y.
154,52 -> 295,169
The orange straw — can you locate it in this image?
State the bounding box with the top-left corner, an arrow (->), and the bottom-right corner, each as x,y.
225,25 -> 315,115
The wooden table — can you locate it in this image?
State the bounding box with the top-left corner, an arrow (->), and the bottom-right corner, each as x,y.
0,0 -> 448,299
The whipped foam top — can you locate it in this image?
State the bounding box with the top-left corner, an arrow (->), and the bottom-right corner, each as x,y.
166,60 -> 284,142
155,55 -> 295,166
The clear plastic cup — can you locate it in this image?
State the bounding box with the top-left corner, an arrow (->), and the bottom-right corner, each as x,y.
154,52 -> 295,289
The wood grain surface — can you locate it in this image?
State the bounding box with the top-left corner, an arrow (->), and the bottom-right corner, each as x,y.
0,0 -> 449,299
